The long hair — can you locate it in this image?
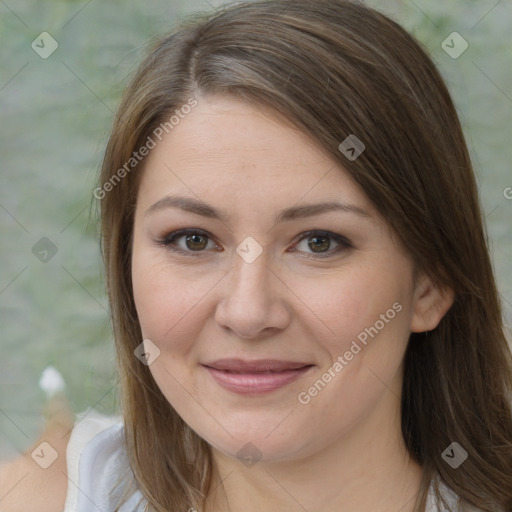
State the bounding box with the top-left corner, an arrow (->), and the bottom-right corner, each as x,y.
98,1 -> 512,510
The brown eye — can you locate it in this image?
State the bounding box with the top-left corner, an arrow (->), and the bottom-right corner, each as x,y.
159,229 -> 220,255
185,233 -> 209,251
307,235 -> 331,253
291,230 -> 352,259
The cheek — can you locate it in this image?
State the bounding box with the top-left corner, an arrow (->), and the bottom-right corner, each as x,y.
323,277 -> 412,403
289,267 -> 412,449
131,243 -> 218,351
298,262 -> 411,358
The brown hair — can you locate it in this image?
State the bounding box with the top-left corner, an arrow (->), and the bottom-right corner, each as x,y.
98,1 -> 512,510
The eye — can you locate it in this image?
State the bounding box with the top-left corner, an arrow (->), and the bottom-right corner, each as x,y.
157,228 -> 352,259
289,230 -> 352,259
157,229 -> 221,255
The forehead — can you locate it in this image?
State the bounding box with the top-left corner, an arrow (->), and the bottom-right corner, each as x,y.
137,94 -> 373,217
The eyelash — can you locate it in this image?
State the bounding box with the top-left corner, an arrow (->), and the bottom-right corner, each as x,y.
156,228 -> 352,259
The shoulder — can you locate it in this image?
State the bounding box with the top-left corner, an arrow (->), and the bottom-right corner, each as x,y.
0,455 -> 70,512
0,406 -> 74,512
0,408 -> 129,512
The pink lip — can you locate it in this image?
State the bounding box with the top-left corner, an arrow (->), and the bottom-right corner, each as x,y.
202,358 -> 314,394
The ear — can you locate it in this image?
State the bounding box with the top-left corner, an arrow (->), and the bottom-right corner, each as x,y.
410,274 -> 455,333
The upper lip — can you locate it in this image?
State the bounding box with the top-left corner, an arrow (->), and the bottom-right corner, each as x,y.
202,358 -> 313,373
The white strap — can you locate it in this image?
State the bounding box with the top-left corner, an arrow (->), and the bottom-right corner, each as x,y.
63,408 -> 122,512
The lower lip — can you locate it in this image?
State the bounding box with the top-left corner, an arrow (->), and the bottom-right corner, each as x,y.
203,366 -> 312,394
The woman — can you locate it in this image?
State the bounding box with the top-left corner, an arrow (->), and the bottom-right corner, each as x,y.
3,1 -> 511,511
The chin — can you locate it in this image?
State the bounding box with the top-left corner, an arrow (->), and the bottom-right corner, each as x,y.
187,414 -> 315,466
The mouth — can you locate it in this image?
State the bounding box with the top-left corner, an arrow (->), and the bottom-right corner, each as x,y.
201,358 -> 314,394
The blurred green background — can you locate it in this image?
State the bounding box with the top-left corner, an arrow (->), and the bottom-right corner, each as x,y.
1,0 -> 511,460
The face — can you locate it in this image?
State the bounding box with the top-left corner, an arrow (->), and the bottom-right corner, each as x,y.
131,94 -> 422,463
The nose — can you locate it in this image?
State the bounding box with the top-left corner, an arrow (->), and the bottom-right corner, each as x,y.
214,250 -> 291,340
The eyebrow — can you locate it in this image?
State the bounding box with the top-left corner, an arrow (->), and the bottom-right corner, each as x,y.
145,195 -> 372,225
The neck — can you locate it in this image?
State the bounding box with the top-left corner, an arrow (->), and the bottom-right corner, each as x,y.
205,378 -> 424,512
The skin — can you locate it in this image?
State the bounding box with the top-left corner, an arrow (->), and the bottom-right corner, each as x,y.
0,96 -> 454,512
131,94 -> 454,512
0,396 -> 74,512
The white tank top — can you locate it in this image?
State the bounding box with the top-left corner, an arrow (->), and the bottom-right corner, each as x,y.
62,408 -> 480,512
63,408 -> 146,512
